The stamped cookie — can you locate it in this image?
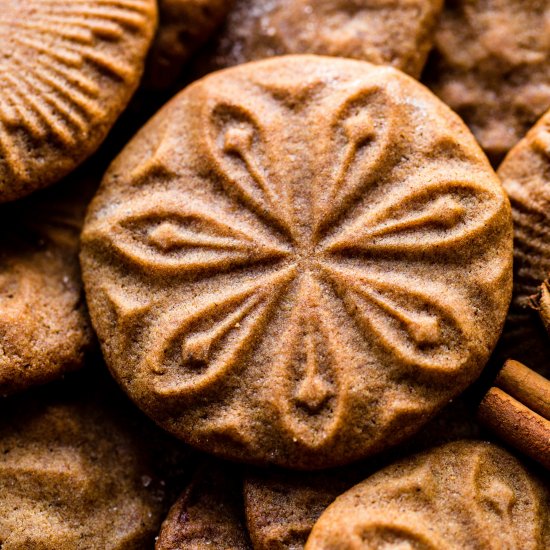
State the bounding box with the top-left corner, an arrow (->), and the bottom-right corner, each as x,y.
306,441 -> 550,549
0,177 -> 95,396
146,0 -> 230,89
206,0 -> 443,78
0,0 -> 157,203
156,463 -> 250,549
81,55 -> 512,469
425,0 -> 550,163
497,109 -> 550,376
0,383 -> 165,548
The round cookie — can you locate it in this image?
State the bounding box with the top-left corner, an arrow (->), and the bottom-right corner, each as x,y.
81,55 -> 513,469
306,440 -> 550,549
146,0 -> 231,89
0,0 -> 157,203
425,0 -> 550,164
0,383 -> 165,548
156,462 -> 250,549
0,177 -> 94,396
497,109 -> 550,376
206,0 -> 443,78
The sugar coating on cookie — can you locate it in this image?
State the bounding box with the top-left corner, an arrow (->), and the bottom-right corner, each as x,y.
425,0 -> 550,163
207,0 -> 443,78
0,0 -> 157,203
305,440 -> 550,549
81,55 -> 512,469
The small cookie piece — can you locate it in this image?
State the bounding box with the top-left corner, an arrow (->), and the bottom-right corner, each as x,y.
306,441 -> 550,549
0,177 -> 95,396
425,0 -> 550,163
146,0 -> 231,89
0,0 -> 157,203
82,55 -> 512,469
0,383 -> 165,548
156,463 -> 250,549
206,0 -> 443,78
497,110 -> 550,376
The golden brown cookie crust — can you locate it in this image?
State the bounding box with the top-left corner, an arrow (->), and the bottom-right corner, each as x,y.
0,0 -> 157,203
0,179 -> 95,397
0,387 -> 165,549
306,441 -> 550,549
81,55 -> 512,469
497,109 -> 550,376
207,0 -> 443,78
425,0 -> 550,164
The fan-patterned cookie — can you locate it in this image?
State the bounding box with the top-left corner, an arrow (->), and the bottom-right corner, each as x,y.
0,0 -> 157,202
81,56 -> 512,468
306,441 -> 550,549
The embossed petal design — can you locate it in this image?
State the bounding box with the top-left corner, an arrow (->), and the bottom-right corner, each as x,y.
82,58 -> 512,467
0,0 -> 155,201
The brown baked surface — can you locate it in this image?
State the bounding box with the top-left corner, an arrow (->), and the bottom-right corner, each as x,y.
0,382 -> 165,549
0,0 -> 157,203
0,178 -> 95,397
146,0 -> 231,89
425,0 -> 550,164
156,462 -> 250,549
81,55 -> 512,469
306,440 -> 550,549
497,109 -> 550,376
205,0 -> 442,78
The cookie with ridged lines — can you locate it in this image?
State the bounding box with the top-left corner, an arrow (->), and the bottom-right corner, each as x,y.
0,176 -> 96,397
425,0 -> 550,164
81,55 -> 512,469
0,381 -> 166,549
496,109 -> 550,377
306,440 -> 550,549
145,0 -> 231,90
243,397 -> 482,549
156,462 -> 251,549
204,0 -> 442,78
0,0 -> 157,203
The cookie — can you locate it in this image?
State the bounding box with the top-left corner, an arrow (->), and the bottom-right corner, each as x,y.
206,0 -> 443,78
0,176 -> 95,396
306,440 -> 550,549
243,397 -> 482,549
81,55 -> 512,469
0,382 -> 165,549
146,0 -> 231,89
0,0 -> 157,203
496,109 -> 550,376
425,0 -> 550,164
156,462 -> 250,549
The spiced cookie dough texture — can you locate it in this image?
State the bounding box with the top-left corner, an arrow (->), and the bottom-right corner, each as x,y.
207,0 -> 443,78
0,0 -> 157,203
306,441 -> 550,549
425,0 -> 550,163
0,181 -> 94,397
0,391 -> 164,549
497,109 -> 550,376
81,55 -> 513,469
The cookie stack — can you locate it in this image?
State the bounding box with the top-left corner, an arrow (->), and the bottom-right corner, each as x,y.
0,1 -> 548,549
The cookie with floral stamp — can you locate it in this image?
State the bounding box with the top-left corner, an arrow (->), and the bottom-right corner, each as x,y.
306,441 -> 550,549
81,55 -> 513,469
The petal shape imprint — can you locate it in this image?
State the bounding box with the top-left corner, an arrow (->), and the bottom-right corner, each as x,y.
322,170 -> 505,257
82,193 -> 290,275
144,267 -> 297,396
205,101 -> 294,238
272,272 -> 348,449
324,264 -> 473,374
